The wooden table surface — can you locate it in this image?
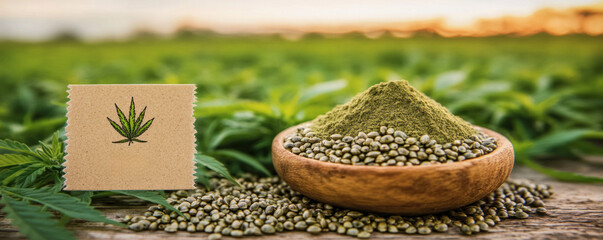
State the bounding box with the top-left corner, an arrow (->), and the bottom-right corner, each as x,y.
1,163 -> 602,240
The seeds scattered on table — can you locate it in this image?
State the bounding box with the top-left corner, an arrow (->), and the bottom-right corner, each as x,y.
123,176 -> 552,238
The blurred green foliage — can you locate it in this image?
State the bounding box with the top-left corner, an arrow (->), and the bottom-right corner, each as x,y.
0,34 -> 601,181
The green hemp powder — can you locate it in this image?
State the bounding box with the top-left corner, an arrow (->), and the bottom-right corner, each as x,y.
311,80 -> 477,143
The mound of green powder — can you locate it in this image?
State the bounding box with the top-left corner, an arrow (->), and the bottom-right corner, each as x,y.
311,80 -> 477,143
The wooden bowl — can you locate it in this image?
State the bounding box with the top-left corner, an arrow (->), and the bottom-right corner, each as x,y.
272,124 -> 514,215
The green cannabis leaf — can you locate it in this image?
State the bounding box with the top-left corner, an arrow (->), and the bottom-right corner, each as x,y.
1,195 -> 75,240
195,154 -> 241,188
0,132 -> 65,188
2,187 -> 125,227
107,97 -> 154,145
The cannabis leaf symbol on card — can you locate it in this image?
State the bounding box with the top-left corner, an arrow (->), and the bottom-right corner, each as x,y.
107,97 -> 154,145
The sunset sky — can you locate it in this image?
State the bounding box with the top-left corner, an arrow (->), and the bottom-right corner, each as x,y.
0,0 -> 600,40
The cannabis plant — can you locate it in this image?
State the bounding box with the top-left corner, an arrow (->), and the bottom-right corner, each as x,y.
107,97 -> 154,145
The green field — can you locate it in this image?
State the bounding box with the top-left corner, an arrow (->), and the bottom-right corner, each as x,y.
1,34 -> 602,180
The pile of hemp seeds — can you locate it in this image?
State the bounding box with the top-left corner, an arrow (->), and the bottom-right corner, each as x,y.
284,125 -> 496,166
123,176 -> 552,239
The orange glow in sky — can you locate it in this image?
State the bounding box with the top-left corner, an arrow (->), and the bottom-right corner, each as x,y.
0,0 -> 601,40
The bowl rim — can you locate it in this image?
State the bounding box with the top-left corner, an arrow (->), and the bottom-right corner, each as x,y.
273,123 -> 513,174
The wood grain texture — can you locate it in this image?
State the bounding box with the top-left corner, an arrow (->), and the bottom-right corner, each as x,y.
272,124 -> 514,215
1,166 -> 601,239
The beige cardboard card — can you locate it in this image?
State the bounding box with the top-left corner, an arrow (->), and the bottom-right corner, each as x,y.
64,84 -> 196,190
